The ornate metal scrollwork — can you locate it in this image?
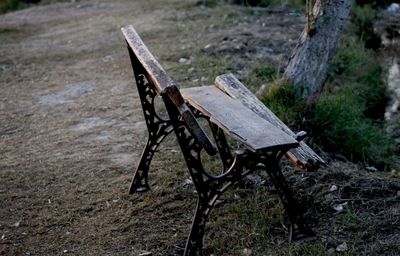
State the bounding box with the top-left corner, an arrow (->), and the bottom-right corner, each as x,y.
166,105 -> 248,255
129,62 -> 173,194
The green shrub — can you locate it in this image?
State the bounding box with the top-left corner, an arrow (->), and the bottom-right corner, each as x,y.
259,80 -> 306,129
348,4 -> 381,48
0,0 -> 24,13
309,37 -> 393,167
329,37 -> 389,119
243,63 -> 277,90
309,87 -> 393,167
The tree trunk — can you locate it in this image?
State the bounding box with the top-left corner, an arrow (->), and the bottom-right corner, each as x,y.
283,0 -> 353,101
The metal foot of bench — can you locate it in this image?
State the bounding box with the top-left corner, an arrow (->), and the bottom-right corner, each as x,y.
184,193 -> 220,256
129,124 -> 173,194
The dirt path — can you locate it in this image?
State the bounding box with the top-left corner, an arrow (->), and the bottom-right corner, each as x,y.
1,1 -> 399,255
0,1 -> 184,255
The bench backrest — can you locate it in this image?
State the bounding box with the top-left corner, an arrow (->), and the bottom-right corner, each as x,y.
121,25 -> 216,155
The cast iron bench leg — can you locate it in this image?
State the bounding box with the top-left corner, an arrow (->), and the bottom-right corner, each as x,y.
128,55 -> 174,193
266,156 -> 315,241
129,122 -> 173,194
208,122 -> 233,170
184,191 -> 219,256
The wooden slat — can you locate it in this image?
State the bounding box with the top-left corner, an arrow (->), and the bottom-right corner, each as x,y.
181,86 -> 299,153
215,73 -> 325,170
121,25 -> 178,98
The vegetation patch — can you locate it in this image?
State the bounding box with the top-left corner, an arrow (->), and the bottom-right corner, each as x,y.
0,0 -> 25,13
256,6 -> 395,169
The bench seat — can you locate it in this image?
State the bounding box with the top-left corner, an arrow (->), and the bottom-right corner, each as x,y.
181,86 -> 299,153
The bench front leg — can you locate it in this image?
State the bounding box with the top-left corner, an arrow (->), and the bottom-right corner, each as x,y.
129,122 -> 173,194
184,191 -> 218,256
129,70 -> 174,194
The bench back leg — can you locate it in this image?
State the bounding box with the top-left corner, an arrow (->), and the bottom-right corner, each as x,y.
127,46 -> 174,194
264,155 -> 315,241
207,121 -> 234,170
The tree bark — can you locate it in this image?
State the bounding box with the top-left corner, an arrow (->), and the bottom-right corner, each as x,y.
283,0 -> 353,101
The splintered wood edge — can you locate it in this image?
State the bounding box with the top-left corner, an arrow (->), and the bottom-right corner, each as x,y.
215,73 -> 325,170
121,25 -> 177,95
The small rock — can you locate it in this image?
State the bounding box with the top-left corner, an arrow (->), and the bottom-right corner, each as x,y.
387,3 -> 400,13
204,44 -> 212,50
63,250 -> 68,253
236,69 -> 248,76
327,248 -> 335,254
1,234 -> 5,240
183,179 -> 193,187
242,248 -> 252,255
139,251 -> 152,256
366,166 -> 378,172
329,185 -> 338,192
66,231 -> 71,235
13,221 -> 20,228
243,174 -> 265,188
333,202 -> 347,213
179,58 -> 190,64
336,242 -> 348,252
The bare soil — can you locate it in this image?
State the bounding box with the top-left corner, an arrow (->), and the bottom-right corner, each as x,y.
0,1 -> 399,255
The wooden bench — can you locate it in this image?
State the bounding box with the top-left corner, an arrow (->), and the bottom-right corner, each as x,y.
121,25 -> 324,255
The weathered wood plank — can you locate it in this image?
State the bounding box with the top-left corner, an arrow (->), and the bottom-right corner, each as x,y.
182,86 -> 299,153
121,25 -> 180,99
215,73 -> 325,170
